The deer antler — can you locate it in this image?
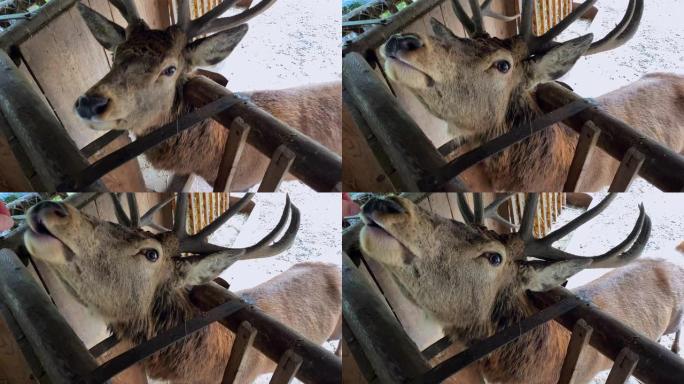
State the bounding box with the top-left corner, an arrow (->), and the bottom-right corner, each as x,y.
109,0 -> 142,25
109,193 -> 174,232
456,193 -> 517,229
451,0 -> 519,37
521,0 -> 643,56
175,0 -> 278,39
517,193 -> 651,268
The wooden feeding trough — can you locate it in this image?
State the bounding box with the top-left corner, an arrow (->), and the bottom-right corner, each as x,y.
0,193 -> 341,384
0,0 -> 341,193
342,192 -> 684,384
342,0 -> 684,192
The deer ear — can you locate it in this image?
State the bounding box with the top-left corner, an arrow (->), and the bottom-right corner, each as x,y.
174,251 -> 245,286
430,18 -> 458,41
527,34 -> 593,86
77,3 -> 126,50
185,24 -> 249,68
521,259 -> 591,292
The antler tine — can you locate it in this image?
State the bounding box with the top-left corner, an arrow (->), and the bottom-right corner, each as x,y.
483,193 -> 517,230
451,0 -> 476,36
191,0 -> 277,38
188,194 -> 254,243
174,194 -> 189,238
519,0 -> 535,42
473,193 -> 484,225
109,0 -> 141,25
468,0 -> 485,36
243,196 -> 300,259
538,193 -> 617,245
456,193 -> 475,223
482,0 -> 519,22
531,0 -> 598,52
518,193 -> 539,241
126,194 -> 140,228
140,195 -> 175,229
177,0 -> 191,31
109,193 -> 132,227
586,0 -> 643,55
526,203 -> 650,269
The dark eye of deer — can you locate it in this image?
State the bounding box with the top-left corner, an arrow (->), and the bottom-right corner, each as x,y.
161,66 -> 177,77
143,249 -> 159,262
483,252 -> 502,266
493,60 -> 511,73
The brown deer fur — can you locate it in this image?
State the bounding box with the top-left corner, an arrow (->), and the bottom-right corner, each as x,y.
382,24 -> 684,191
76,7 -> 341,191
359,196 -> 684,383
24,202 -> 341,384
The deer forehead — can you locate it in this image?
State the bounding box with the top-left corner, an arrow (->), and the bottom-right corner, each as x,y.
114,28 -> 186,66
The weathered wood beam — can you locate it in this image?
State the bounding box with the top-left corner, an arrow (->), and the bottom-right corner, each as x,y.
0,50 -> 105,191
530,287 -> 684,384
563,121 -> 600,192
0,249 -> 102,384
535,82 -> 684,191
0,0 -> 79,51
214,118 -> 251,193
557,319 -> 593,384
343,0 -> 446,56
184,77 -> 341,192
608,147 -> 645,192
222,321 -> 257,384
189,283 -> 341,384
258,145 -> 296,192
343,52 -> 446,191
342,253 -> 430,383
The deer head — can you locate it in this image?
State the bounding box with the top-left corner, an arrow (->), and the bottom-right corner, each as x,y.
23,193 -> 299,323
359,193 -> 650,341
380,0 -> 643,137
74,0 -> 276,135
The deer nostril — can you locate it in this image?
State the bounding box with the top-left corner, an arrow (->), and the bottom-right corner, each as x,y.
33,201 -> 68,219
75,95 -> 110,119
398,35 -> 422,51
363,197 -> 406,216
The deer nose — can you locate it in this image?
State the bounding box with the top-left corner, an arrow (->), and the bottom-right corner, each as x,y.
363,197 -> 406,216
385,34 -> 423,57
75,95 -> 110,119
29,202 -> 68,235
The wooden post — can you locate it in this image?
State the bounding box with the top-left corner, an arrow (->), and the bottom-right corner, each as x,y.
342,253 -> 430,383
563,121 -> 600,192
530,287 -> 684,384
557,319 -> 593,384
222,321 -> 257,384
258,145 -> 296,192
0,249 -> 102,384
0,50 -> 105,191
189,284 -> 341,384
343,52 -> 446,191
535,82 -> 684,191
608,147 -> 645,192
605,348 -> 639,384
269,350 -> 303,384
214,118 -> 251,193
184,77 -> 341,192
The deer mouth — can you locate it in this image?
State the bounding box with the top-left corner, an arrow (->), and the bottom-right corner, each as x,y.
24,213 -> 73,262
359,211 -> 416,265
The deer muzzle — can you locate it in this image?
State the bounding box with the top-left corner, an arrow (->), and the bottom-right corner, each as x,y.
24,202 -> 72,264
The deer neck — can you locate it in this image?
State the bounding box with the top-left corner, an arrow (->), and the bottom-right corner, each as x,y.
444,288 -> 569,384
109,284 -> 230,381
470,90 -> 577,191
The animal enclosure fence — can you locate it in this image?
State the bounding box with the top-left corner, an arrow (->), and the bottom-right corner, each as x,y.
342,192 -> 684,384
342,0 -> 684,192
0,193 -> 341,384
0,0 -> 341,193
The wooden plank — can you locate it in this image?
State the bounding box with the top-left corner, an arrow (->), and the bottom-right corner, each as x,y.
608,147 -> 645,192
564,121 -> 600,192
557,319 -> 593,384
605,348 -> 639,384
269,350 -> 303,384
214,118 -> 251,193
257,145 -> 296,192
0,304 -> 39,384
0,0 -> 79,51
0,131 -> 33,191
222,321 -> 257,384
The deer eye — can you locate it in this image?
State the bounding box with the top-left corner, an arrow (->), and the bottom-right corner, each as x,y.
142,249 -> 159,262
493,60 -> 511,73
161,66 -> 177,77
482,252 -> 502,266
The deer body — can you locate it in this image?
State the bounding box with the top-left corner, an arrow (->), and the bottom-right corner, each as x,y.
147,81 -> 341,191
382,0 -> 684,191
358,194 -> 680,384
